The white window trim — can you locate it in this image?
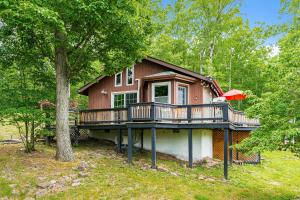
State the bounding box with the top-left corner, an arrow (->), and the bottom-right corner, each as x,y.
111,90 -> 139,108
176,82 -> 189,105
126,66 -> 134,86
152,81 -> 171,104
115,72 -> 122,87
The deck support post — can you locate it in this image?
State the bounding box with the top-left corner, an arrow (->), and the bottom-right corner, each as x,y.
229,129 -> 233,165
128,128 -> 133,164
188,128 -> 193,168
141,129 -> 144,151
151,127 -> 157,169
117,129 -> 122,153
224,128 -> 229,180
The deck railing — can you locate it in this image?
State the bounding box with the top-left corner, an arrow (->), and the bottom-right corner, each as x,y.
78,102 -> 259,126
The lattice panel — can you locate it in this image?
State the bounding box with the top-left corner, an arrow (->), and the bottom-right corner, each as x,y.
213,129 -> 259,164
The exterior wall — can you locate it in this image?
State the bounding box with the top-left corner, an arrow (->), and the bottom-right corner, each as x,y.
89,129 -> 213,162
88,60 -> 166,109
87,60 -> 210,109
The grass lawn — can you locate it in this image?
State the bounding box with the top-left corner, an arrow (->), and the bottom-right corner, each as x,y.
0,123 -> 20,140
0,140 -> 299,200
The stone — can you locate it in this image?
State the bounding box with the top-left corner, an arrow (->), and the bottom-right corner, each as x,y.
37,182 -> 50,189
24,197 -> 35,200
12,189 -> 19,195
38,177 -> 47,181
170,172 -> 179,176
71,182 -> 81,187
49,180 -> 57,185
8,184 -> 16,188
157,166 -> 169,172
77,161 -> 89,171
78,171 -> 89,178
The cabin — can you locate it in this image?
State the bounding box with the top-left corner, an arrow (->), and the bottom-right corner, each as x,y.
78,57 -> 260,179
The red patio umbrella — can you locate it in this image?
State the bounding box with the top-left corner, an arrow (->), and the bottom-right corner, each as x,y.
222,89 -> 246,100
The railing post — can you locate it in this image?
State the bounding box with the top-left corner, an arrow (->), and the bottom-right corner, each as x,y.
150,102 -> 155,121
222,103 -> 229,122
128,105 -> 132,122
187,105 -> 192,123
117,109 -> 120,124
229,129 -> 233,165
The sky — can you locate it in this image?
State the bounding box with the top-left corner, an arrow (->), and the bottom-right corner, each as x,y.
161,0 -> 291,45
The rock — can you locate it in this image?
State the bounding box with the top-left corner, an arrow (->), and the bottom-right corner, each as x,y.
170,172 -> 179,176
71,182 -> 81,187
24,197 -> 35,200
62,176 -> 72,182
157,166 -> 169,172
38,177 -> 47,181
78,171 -> 89,178
12,189 -> 19,195
49,180 -> 57,185
199,157 -> 221,168
69,174 -> 77,179
37,182 -> 50,189
72,178 -> 81,183
9,184 -> 16,188
90,164 -> 97,169
77,161 -> 89,171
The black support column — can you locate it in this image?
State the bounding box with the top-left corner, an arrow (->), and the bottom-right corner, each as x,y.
117,129 -> 122,153
229,129 -> 233,165
141,129 -> 144,151
128,128 -> 133,164
151,127 -> 157,169
224,128 -> 229,180
188,128 -> 193,168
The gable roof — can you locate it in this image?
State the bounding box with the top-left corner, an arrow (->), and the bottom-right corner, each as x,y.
78,56 -> 224,96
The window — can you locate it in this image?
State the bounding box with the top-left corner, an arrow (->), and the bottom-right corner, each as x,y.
112,92 -> 138,108
126,93 -> 137,106
177,86 -> 187,105
113,94 -> 124,108
126,67 -> 134,85
152,82 -> 171,104
115,72 -> 122,87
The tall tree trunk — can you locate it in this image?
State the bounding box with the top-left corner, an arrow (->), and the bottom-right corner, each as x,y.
55,30 -> 74,161
30,120 -> 35,151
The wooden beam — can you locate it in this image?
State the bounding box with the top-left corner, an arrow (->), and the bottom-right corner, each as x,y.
151,127 -> 157,168
229,129 -> 233,165
224,128 -> 229,180
188,128 -> 193,168
128,128 -> 133,164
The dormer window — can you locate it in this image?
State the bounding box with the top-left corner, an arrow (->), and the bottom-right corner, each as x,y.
126,66 -> 134,85
115,72 -> 122,87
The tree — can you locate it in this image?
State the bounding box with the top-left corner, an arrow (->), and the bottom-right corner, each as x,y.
149,0 -> 270,110
0,0 -> 152,161
239,0 -> 300,155
0,62 -> 56,152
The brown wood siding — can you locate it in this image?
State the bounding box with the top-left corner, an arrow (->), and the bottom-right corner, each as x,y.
88,60 -> 207,109
88,60 -> 166,109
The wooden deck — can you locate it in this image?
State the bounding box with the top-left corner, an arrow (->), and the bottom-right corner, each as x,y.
78,102 -> 259,130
